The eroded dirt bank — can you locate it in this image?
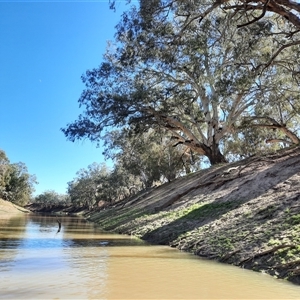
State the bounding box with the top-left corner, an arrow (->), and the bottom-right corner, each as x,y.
0,198 -> 30,216
88,146 -> 300,285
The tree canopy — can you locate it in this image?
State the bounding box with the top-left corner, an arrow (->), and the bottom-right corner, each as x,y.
34,190 -> 70,209
0,149 -> 37,206
63,1 -> 300,165
109,0 -> 300,29
104,128 -> 201,186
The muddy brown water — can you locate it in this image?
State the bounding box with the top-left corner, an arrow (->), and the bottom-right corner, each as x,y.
0,214 -> 299,299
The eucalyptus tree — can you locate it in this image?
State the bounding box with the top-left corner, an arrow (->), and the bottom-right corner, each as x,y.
4,162 -> 37,206
63,3 -> 300,164
67,161 -> 139,206
109,0 -> 300,76
104,128 -> 199,186
67,162 -> 110,209
0,149 -> 37,205
110,0 -> 300,36
98,164 -> 141,202
0,150 -> 11,197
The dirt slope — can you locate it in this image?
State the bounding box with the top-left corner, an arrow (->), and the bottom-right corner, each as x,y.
88,146 -> 300,284
0,198 -> 30,216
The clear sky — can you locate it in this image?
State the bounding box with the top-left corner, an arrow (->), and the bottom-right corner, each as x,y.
0,1 -> 133,195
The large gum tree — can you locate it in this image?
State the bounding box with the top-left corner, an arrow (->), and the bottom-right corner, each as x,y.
109,0 -> 300,31
63,2 -> 300,165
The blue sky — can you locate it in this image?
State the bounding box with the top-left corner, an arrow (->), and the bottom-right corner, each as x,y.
0,1 -> 133,195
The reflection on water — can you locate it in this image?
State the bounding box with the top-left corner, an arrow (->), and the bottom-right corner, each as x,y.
0,214 -> 299,299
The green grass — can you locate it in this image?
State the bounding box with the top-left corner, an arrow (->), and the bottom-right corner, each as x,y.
157,200 -> 242,224
208,235 -> 235,252
184,200 -> 241,220
288,214 -> 300,225
94,208 -> 146,230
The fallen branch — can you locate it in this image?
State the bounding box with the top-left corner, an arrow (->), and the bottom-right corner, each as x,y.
56,218 -> 62,233
239,244 -> 296,265
289,268 -> 300,276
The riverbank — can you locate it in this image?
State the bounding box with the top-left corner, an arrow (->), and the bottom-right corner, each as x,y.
0,198 -> 30,216
87,146 -> 300,285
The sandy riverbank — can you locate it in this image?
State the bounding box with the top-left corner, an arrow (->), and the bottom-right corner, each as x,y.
87,146 -> 300,285
0,198 -> 30,217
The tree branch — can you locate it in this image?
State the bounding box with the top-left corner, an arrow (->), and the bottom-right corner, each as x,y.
257,40 -> 300,72
265,138 -> 294,145
244,116 -> 300,144
237,0 -> 270,28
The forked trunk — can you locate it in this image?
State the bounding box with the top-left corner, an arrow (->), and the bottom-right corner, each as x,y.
203,143 -> 227,165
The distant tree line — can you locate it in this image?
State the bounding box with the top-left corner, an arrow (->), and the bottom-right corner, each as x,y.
32,190 -> 70,210
31,126 -> 202,211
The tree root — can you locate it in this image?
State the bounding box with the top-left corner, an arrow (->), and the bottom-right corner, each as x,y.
288,268 -> 300,276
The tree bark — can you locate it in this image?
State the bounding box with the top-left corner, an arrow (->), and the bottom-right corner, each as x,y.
206,147 -> 228,165
202,141 -> 228,165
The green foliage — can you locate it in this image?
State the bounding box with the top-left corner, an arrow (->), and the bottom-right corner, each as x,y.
121,0 -> 300,32
0,149 -> 37,206
67,161 -> 141,208
0,149 -> 11,195
95,163 -> 139,203
34,190 -> 70,209
63,2 -> 300,166
183,201 -> 240,220
67,162 -> 110,209
104,128 -> 201,188
61,0 -> 300,216
287,214 -> 300,226
67,141 -> 190,208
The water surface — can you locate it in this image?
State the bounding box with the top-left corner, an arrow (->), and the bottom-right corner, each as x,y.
0,214 -> 299,299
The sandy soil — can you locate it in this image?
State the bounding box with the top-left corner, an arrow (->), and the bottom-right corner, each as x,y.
0,198 -> 30,216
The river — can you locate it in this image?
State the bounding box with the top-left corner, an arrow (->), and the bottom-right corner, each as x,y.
0,214 -> 299,299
